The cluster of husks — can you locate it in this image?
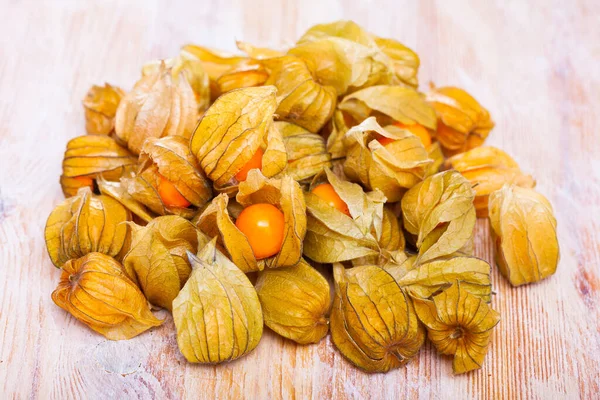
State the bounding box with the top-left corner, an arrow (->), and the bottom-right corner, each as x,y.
45,20 -> 559,375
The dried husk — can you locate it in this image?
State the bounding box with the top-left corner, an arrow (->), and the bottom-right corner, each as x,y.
298,20 -> 377,47
330,263 -> 425,373
255,259 -> 331,344
373,37 -> 419,88
123,136 -> 212,219
172,239 -> 263,363
83,83 -> 125,135
444,146 -> 535,217
277,121 -> 332,183
413,281 -> 500,374
122,216 -> 209,311
390,255 -> 493,302
60,134 -> 137,197
426,85 -> 494,155
488,185 -> 559,286
197,171 -> 306,272
343,117 -> 433,202
216,63 -> 270,94
426,141 -> 444,177
236,40 -> 285,59
338,85 -> 437,130
190,86 -> 287,194
352,206 -> 405,267
401,171 -> 476,264
115,62 -> 198,154
288,36 -> 393,96
181,44 -> 251,82
142,51 -> 211,113
51,252 -> 162,340
262,55 -> 337,133
97,177 -> 156,223
45,187 -> 131,268
324,109 -> 353,159
303,168 -> 389,264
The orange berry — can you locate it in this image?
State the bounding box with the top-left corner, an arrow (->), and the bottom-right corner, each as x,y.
235,147 -> 264,182
235,203 -> 285,260
158,174 -> 191,208
377,136 -> 396,147
393,122 -> 432,147
74,176 -> 94,187
311,183 -> 350,216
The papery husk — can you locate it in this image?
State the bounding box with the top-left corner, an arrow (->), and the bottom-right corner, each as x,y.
255,259 -> 331,344
172,239 -> 263,363
389,255 -> 493,302
303,168 -> 388,264
83,84 -> 125,135
262,55 -> 337,133
324,109 -> 353,159
60,134 -> 137,197
122,216 -> 209,311
115,62 -> 198,154
373,37 -> 419,88
45,187 -> 131,268
401,171 -> 476,264
216,63 -> 270,94
343,117 -> 433,202
97,177 -> 156,223
330,263 -> 425,373
197,171 -> 306,272
444,146 -> 535,217
426,141 -> 444,177
181,44 -> 251,81
298,20 -> 377,47
142,51 -> 211,113
288,36 -> 393,96
352,206 -> 405,267
413,281 -> 500,374
51,252 -> 162,340
338,85 -> 437,130
236,40 -> 285,59
277,121 -> 332,183
488,185 -> 559,286
125,136 -> 211,218
190,86 -> 286,193
426,85 -> 494,155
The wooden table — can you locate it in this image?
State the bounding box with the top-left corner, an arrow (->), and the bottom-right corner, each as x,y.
1,1 -> 599,398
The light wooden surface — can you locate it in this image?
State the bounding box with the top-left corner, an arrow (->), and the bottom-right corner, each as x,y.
1,0 -> 599,399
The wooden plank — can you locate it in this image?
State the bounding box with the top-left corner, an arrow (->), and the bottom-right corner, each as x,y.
0,0 -> 599,398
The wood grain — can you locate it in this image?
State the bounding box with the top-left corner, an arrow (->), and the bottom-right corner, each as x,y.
1,0 -> 599,398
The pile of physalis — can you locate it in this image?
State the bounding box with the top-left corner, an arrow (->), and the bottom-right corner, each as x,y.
45,20 -> 559,374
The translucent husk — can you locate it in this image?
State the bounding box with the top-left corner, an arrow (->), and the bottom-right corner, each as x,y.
60,134 -> 137,197
45,187 -> 131,268
444,146 -> 535,217
401,171 -> 476,264
172,239 -> 263,363
51,252 -> 162,340
488,185 -> 559,286
114,62 -> 198,154
303,168 -> 393,264
190,86 -> 287,194
413,281 -> 500,374
338,85 -> 437,131
343,117 -> 433,202
255,259 -> 331,344
330,263 -> 425,373
142,51 -> 211,113
123,136 -> 212,219
262,55 -> 337,133
426,85 -> 494,155
277,121 -> 332,183
122,216 -> 210,311
196,170 -> 306,272
83,83 -> 125,135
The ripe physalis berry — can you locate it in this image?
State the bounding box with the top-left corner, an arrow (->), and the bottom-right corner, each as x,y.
235,148 -> 264,182
311,183 -> 350,216
235,203 -> 285,259
158,174 -> 191,208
